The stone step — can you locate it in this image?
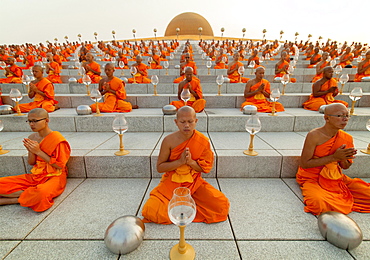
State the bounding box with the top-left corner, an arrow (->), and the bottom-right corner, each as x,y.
1,108 -> 369,132
1,131 -> 369,179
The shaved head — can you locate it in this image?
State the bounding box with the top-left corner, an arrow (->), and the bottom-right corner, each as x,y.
255,67 -> 265,73
105,63 -> 114,69
324,103 -> 348,115
176,106 -> 196,119
28,108 -> 49,119
323,66 -> 333,73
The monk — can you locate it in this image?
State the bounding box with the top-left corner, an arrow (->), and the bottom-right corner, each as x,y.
303,67 -> 348,111
173,53 -> 198,83
0,108 -> 71,212
116,51 -> 129,69
141,106 -> 230,224
247,50 -> 260,69
214,48 -> 228,69
311,52 -> 330,83
149,49 -> 163,69
241,67 -> 284,113
22,50 -> 35,69
90,63 -> 136,113
45,53 -> 62,83
128,55 -> 151,83
227,53 -> 249,83
170,67 -> 206,113
354,51 -> 370,82
308,47 -> 322,68
274,51 -> 296,83
297,103 -> 370,215
338,47 -> 354,68
0,58 -> 23,83
18,65 -> 58,113
77,53 -> 102,84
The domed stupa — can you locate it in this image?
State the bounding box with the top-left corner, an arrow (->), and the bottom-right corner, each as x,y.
165,12 -> 214,38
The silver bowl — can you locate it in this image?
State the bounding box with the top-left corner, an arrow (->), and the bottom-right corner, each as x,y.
76,105 -> 92,115
0,105 -> 14,115
69,77 -> 77,83
162,105 -> 177,115
318,211 -> 363,250
243,105 -> 257,115
104,215 -> 145,255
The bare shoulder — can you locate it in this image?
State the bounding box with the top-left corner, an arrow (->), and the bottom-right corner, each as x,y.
28,133 -> 42,142
162,131 -> 179,150
305,128 -> 325,145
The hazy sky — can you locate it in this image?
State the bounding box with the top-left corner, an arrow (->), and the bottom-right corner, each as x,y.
1,0 -> 368,45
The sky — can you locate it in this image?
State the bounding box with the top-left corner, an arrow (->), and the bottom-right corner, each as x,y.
1,0 -> 369,45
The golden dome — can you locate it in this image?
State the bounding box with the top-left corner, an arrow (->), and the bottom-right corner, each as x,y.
165,12 -> 214,37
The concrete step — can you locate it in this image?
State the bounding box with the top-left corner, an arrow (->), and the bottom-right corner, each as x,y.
1,108 -> 369,132
1,131 -> 369,178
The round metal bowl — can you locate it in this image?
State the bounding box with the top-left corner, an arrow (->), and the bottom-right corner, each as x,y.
243,105 -> 257,115
76,105 -> 92,115
162,105 -> 177,115
0,105 -> 14,115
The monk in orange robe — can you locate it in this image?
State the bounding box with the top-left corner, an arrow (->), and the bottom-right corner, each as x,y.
214,49 -> 228,69
149,49 -> 163,69
241,67 -> 284,113
171,67 -> 206,113
0,58 -> 23,83
142,106 -> 230,224
22,50 -> 35,69
0,108 -> 71,212
18,65 -> 58,113
227,53 -> 249,83
297,103 -> 370,215
354,51 -> 370,82
128,55 -> 151,83
77,53 -> 102,84
274,52 -> 296,83
303,67 -> 348,111
45,53 -> 62,83
173,54 -> 198,83
247,50 -> 260,69
90,63 -> 135,113
307,47 -> 322,68
0,49 -> 8,62
116,51 -> 129,69
311,52 -> 330,83
338,47 -> 354,68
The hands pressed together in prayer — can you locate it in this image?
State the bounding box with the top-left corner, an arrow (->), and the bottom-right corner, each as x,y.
180,147 -> 195,166
23,138 -> 41,155
333,144 -> 357,161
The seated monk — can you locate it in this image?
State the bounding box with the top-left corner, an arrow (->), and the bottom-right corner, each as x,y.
354,51 -> 370,82
180,46 -> 193,63
303,66 -> 348,111
307,47 -> 322,68
90,63 -> 136,113
141,106 -> 230,224
22,50 -> 35,69
45,53 -> 62,83
116,51 -> 129,69
274,51 -> 296,83
149,49 -> 163,69
240,67 -> 284,113
77,53 -> 102,84
297,103 -> 370,215
247,50 -> 260,69
227,53 -> 249,83
214,48 -> 228,69
311,52 -> 330,83
338,47 -> 354,68
0,58 -> 23,83
128,55 -> 151,83
173,54 -> 198,83
18,65 -> 58,113
0,108 -> 71,212
0,49 -> 9,62
171,67 -> 206,113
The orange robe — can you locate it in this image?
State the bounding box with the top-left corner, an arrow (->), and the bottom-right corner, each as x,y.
149,55 -> 163,69
77,61 -> 102,84
46,62 -> 62,83
311,61 -> 329,83
296,130 -> 370,215
0,65 -> 23,83
354,60 -> 370,82
302,78 -> 348,111
18,78 -> 57,113
22,55 -> 35,69
214,55 -> 228,69
274,61 -> 296,83
308,54 -> 322,68
141,130 -> 230,224
339,53 -> 353,68
128,63 -> 151,83
240,79 -> 285,113
90,77 -> 132,113
0,131 -> 71,212
173,61 -> 198,83
170,79 -> 206,113
228,62 -> 249,83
